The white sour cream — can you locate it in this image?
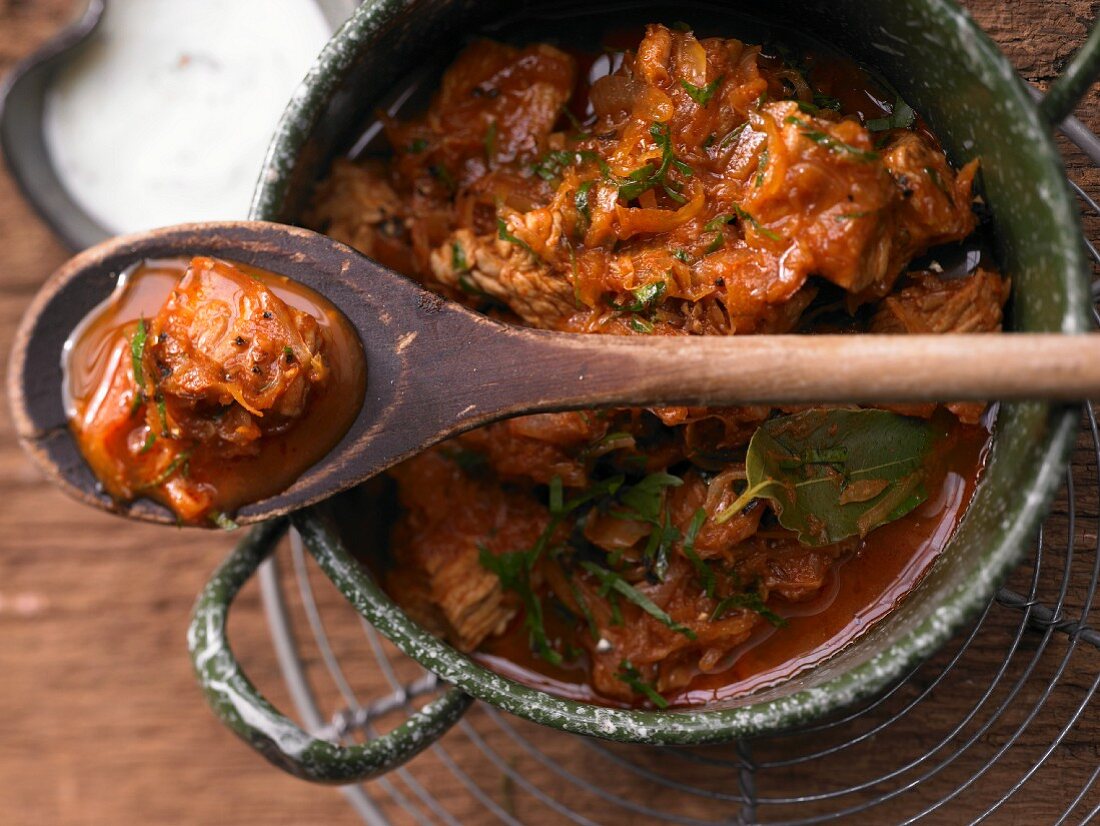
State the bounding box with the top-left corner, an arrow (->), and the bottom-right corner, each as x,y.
44,0 -> 333,234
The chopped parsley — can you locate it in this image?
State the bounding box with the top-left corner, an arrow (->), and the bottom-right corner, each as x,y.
139,432 -> 156,454
680,509 -> 716,598
135,451 -> 191,490
812,91 -> 842,112
703,213 -> 733,254
574,179 -> 595,226
672,248 -> 691,263
209,511 -> 240,531
679,74 -> 724,107
407,137 -> 429,153
130,318 -> 147,388
480,475 -> 625,665
755,145 -> 770,187
581,561 -> 696,639
616,660 -> 669,708
532,149 -> 601,182
784,115 -> 879,162
480,546 -> 562,665
129,318 -> 148,415
710,587 -> 787,628
866,94 -> 915,132
733,205 -> 781,242
610,279 -> 667,313
155,393 -> 170,437
496,217 -> 541,261
616,122 -> 692,204
451,241 -> 469,272
629,317 -> 654,334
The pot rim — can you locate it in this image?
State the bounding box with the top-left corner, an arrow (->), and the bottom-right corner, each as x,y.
249,0 -> 1087,741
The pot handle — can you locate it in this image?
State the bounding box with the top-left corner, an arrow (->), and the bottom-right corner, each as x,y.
188,517 -> 473,784
1039,20 -> 1100,125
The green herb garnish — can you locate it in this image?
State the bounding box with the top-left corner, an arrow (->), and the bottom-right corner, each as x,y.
139,432 -> 156,454
581,561 -> 696,639
616,123 -> 691,204
755,145 -> 770,187
480,546 -> 562,665
574,179 -> 595,225
616,659 -> 669,708
710,588 -> 787,627
679,75 -> 724,107
672,248 -> 691,263
680,509 -> 715,597
480,474 -> 625,665
155,393 -> 169,437
629,317 -> 654,334
610,280 -> 667,313
209,511 -> 240,531
451,241 -> 469,272
532,149 -> 601,182
812,92 -> 842,111
135,451 -> 191,490
732,205 -> 781,242
496,217 -> 541,261
866,94 -> 915,132
784,115 -> 879,161
130,317 -> 147,389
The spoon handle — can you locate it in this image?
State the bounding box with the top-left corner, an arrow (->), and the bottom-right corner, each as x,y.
447,331 -> 1100,422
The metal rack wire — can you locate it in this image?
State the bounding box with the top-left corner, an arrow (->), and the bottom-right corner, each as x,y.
251,116 -> 1100,825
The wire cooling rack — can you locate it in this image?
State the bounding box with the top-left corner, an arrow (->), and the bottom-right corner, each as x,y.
249,115 -> 1100,825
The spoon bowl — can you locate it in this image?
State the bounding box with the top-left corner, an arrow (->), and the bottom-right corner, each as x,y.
11,219 -> 1100,526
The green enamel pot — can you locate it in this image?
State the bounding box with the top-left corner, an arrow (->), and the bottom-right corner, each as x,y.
188,0 -> 1100,783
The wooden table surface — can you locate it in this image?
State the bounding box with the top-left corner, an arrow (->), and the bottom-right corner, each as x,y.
1,2 -> 1097,824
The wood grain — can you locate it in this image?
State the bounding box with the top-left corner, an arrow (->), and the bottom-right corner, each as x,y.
15,219 -> 1100,528
0,1 -> 1097,824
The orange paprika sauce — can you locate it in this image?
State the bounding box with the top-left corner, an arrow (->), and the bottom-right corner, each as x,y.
474,415 -> 989,706
64,257 -> 366,524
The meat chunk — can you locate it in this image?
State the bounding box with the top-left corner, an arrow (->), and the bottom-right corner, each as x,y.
870,267 -> 1010,334
871,268 -> 1010,423
304,158 -> 416,275
881,133 -> 980,272
386,449 -> 553,651
145,256 -> 327,452
431,223 -> 577,328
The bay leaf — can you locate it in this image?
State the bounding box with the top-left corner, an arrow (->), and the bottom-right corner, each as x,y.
716,408 -> 936,546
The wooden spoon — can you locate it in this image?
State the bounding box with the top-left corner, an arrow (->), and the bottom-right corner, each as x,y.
9,220 -> 1100,526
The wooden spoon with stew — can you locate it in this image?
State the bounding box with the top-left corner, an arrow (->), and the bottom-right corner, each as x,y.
9,221 -> 1100,527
